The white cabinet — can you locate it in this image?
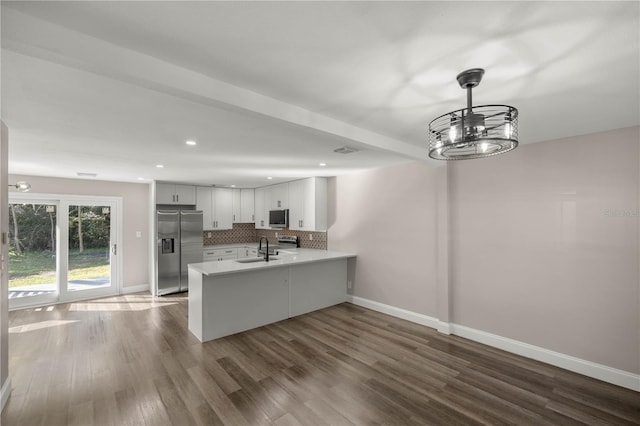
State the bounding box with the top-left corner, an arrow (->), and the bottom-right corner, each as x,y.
268,183 -> 289,209
157,183 -> 196,205
254,186 -> 268,229
203,247 -> 238,262
255,183 -> 287,229
231,188 -> 255,223
288,177 -> 327,231
240,188 -> 255,223
196,186 -> 213,228
196,187 -> 233,230
237,246 -> 258,259
232,189 -> 241,223
213,188 -> 233,229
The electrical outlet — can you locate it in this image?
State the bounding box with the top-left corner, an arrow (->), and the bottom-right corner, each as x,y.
135,231 -> 142,238
275,232 -> 278,238
309,234 -> 313,240
207,232 -> 212,238
347,281 -> 353,289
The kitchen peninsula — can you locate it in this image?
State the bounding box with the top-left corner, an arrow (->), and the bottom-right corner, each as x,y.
187,249 -> 355,342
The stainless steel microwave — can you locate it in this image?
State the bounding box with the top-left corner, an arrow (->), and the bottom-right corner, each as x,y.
269,209 -> 289,228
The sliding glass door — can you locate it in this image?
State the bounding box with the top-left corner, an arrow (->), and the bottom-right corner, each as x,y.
64,202 -> 117,299
9,194 -> 121,309
8,200 -> 59,306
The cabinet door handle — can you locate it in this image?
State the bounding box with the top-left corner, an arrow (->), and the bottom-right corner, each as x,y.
233,215 -> 235,221
252,214 -> 254,221
177,194 -> 179,203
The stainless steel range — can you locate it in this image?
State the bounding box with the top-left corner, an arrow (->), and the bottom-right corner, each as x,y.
276,235 -> 300,251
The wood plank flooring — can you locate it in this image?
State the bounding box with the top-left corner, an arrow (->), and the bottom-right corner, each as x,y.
2,293 -> 639,425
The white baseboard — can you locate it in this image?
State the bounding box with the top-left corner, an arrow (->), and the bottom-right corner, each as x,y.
346,296 -> 640,392
1,377 -> 11,413
451,324 -> 640,392
120,284 -> 150,295
347,295 -> 440,329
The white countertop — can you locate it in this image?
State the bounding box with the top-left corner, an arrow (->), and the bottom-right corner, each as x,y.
189,248 -> 355,277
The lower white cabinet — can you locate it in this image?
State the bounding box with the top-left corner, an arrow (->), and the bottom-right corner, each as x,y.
203,247 -> 238,262
188,258 -> 347,342
237,246 -> 258,258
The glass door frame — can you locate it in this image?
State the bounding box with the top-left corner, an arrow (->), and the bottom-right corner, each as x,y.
7,197 -> 60,309
9,193 -> 123,310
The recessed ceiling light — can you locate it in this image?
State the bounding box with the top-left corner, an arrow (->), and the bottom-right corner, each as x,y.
319,163 -> 327,167
230,185 -> 236,188
137,177 -> 145,181
155,164 -> 164,168
267,176 -> 273,180
185,140 -> 197,146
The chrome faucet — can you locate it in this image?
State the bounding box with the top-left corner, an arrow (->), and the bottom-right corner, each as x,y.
258,236 -> 269,262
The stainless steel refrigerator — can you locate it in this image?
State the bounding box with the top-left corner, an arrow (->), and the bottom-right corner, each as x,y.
156,210 -> 203,295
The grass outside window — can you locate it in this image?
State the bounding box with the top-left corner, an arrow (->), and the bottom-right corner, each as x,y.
9,247 -> 110,287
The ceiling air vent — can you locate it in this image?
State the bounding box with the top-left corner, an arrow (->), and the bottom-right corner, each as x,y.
333,146 -> 359,154
77,172 -> 97,178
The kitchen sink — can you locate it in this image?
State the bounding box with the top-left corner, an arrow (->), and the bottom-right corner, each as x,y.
235,257 -> 279,263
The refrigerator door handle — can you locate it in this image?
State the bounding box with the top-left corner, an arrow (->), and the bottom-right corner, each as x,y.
111,244 -> 117,255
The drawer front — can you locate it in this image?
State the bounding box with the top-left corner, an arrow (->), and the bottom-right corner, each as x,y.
203,247 -> 238,261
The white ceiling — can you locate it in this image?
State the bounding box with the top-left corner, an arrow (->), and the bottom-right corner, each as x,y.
1,1 -> 638,187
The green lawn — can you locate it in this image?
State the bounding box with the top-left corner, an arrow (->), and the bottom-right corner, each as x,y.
9,248 -> 110,287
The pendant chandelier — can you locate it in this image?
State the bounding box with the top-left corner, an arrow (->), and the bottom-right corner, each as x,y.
428,68 -> 518,160
8,181 -> 31,192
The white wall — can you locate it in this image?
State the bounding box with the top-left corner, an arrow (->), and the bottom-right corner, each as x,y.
328,161 -> 439,317
8,174 -> 151,290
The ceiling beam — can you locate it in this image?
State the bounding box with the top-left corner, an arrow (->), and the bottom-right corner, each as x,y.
2,7 -> 428,160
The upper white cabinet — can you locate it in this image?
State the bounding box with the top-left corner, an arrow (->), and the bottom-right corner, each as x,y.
255,183 -> 288,229
196,186 -> 213,228
196,187 -> 233,230
232,188 -> 255,223
232,189 -> 241,223
288,177 -> 327,231
214,188 -> 233,230
240,188 -> 255,223
157,183 -> 196,205
254,186 -> 267,229
268,183 -> 289,210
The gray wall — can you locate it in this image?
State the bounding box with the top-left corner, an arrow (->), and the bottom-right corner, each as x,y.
328,161 -> 440,317
449,126 -> 639,374
328,126 -> 640,375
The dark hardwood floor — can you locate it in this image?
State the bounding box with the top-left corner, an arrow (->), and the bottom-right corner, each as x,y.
2,293 -> 639,425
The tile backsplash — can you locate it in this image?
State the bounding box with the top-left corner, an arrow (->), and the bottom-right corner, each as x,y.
203,223 -> 327,250
255,229 -> 327,250
203,223 -> 256,245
